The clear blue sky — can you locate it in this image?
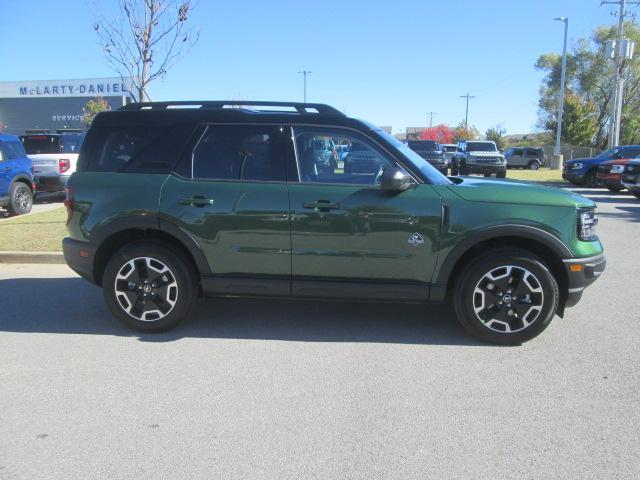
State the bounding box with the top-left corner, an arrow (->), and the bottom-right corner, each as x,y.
2,0 -> 628,134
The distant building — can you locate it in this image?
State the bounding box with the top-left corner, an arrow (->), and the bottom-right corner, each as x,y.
405,127 -> 426,141
0,77 -> 132,135
379,126 -> 392,134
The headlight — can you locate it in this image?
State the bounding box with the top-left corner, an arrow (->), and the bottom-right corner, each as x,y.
578,208 -> 598,241
570,162 -> 583,170
610,165 -> 624,174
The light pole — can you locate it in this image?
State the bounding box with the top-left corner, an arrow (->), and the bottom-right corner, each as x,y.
460,93 -> 475,128
298,70 -> 312,103
553,16 -> 569,169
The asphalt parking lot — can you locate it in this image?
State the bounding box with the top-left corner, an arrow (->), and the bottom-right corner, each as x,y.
0,187 -> 638,479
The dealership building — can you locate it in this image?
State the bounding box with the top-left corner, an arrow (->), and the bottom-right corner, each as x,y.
0,77 -> 132,135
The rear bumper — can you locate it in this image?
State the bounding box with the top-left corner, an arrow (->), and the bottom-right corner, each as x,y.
63,237 -> 97,284
34,175 -> 69,193
563,253 -> 606,308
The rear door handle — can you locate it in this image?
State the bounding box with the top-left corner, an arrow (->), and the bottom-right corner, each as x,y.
303,200 -> 340,211
179,196 -> 215,207
1,167 -> 10,171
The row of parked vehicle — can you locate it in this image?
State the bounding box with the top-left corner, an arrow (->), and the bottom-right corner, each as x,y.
406,140 -> 546,177
0,131 -> 84,216
562,145 -> 640,198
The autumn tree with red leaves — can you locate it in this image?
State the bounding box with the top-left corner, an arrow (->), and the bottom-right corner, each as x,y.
420,124 -> 454,144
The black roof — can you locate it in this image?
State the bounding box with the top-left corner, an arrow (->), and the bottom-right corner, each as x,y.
92,100 -> 368,129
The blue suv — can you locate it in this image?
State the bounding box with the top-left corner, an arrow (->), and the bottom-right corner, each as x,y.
0,133 -> 34,216
563,145 -> 640,186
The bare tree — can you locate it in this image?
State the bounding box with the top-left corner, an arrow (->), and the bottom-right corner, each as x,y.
93,0 -> 199,102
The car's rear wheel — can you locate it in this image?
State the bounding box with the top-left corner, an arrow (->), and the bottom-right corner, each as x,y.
453,248 -> 559,345
528,161 -> 540,170
606,185 -> 624,192
633,192 -> 640,199
103,242 -> 197,333
7,182 -> 33,216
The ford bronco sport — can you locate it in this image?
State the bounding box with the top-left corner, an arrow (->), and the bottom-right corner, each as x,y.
63,101 -> 605,345
452,140 -> 507,177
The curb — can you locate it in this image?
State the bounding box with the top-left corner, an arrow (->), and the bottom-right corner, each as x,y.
0,251 -> 65,264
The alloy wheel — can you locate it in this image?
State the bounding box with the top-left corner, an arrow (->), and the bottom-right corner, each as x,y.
472,265 -> 544,333
114,257 -> 178,321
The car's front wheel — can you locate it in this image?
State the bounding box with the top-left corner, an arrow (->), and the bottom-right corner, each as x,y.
453,248 -> 559,345
103,242 -> 197,333
7,182 -> 33,216
606,185 -> 624,192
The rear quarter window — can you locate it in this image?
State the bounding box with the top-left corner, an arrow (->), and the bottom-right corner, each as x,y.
0,141 -> 27,160
78,124 -> 196,173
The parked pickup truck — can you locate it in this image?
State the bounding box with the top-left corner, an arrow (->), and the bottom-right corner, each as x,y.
406,140 -> 448,174
19,133 -> 85,196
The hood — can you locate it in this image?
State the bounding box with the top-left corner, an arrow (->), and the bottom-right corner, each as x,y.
564,156 -> 597,165
447,176 -> 594,208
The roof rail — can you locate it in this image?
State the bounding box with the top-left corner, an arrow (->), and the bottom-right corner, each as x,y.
120,100 -> 345,116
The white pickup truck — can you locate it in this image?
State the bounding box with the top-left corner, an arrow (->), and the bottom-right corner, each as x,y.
20,133 -> 84,196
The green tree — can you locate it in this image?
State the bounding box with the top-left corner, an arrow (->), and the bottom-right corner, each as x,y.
535,22 -> 640,147
545,93 -> 597,146
485,124 -> 507,150
82,97 -> 111,127
452,120 -> 480,143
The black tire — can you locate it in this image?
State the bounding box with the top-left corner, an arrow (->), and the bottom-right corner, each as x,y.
496,170 -> 506,179
7,182 -> 33,216
634,192 -> 640,199
483,172 -> 491,177
606,185 -> 624,192
528,161 -> 540,170
584,169 -> 597,187
453,248 -> 559,345
451,160 -> 459,176
102,241 -> 198,333
459,162 -> 469,176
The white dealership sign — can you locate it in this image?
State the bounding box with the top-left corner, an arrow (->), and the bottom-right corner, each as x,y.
0,77 -> 133,98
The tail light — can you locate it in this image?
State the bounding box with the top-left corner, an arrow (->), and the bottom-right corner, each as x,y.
59,158 -> 71,174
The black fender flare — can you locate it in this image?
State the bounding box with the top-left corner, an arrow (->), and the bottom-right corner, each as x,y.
91,214 -> 211,277
10,174 -> 34,192
431,224 -> 572,299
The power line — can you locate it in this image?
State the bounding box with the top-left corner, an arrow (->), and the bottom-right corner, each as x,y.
459,93 -> 476,128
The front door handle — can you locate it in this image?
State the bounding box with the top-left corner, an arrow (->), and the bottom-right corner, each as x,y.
303,200 -> 340,211
1,167 -> 10,172
179,196 -> 215,207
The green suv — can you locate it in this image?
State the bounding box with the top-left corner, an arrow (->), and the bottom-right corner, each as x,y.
63,101 -> 605,344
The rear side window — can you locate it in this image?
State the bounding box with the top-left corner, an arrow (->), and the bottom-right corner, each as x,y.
21,135 -> 61,154
190,125 -> 285,182
0,141 -> 27,160
61,135 -> 85,154
79,124 -> 195,173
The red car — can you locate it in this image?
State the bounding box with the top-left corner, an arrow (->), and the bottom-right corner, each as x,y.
596,156 -> 639,191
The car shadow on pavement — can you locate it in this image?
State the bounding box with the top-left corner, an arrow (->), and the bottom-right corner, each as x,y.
0,277 -> 488,347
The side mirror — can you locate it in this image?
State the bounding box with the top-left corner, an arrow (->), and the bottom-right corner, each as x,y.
380,167 -> 414,192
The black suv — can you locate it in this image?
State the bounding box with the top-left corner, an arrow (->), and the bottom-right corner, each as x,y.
406,140 -> 447,174
63,101 -> 605,345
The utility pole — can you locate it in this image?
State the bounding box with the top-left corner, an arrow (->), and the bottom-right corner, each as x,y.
298,70 -> 312,103
553,17 -> 569,169
602,0 -> 639,147
459,93 -> 476,129
427,112 -> 437,129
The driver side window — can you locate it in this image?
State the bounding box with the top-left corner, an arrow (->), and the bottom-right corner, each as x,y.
294,128 -> 396,185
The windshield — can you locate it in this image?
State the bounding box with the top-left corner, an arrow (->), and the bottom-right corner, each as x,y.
466,142 -> 497,152
61,135 -> 85,154
371,128 -> 451,185
442,145 -> 457,152
595,148 -> 618,159
21,135 -> 61,154
408,140 -> 439,151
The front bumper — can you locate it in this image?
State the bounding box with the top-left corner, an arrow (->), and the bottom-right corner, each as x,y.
563,253 -> 606,308
622,173 -> 640,192
63,237 -> 97,284
595,173 -> 623,188
466,164 -> 506,175
34,175 -> 69,193
562,170 -> 585,183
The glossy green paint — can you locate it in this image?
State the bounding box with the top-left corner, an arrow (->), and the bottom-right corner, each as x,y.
158,174 -> 291,277
288,183 -> 442,286
67,171 -> 604,289
66,172 -> 168,242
